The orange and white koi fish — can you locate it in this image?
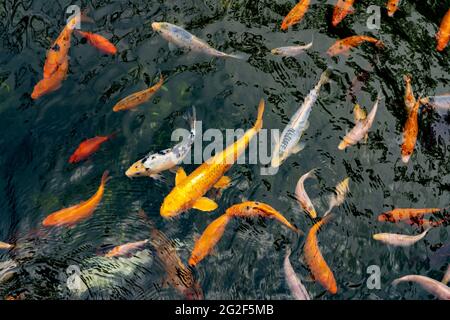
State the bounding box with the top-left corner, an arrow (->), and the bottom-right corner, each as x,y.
332,0 -> 356,27
304,215 -> 337,294
377,208 -> 442,223
404,74 -> 416,111
327,35 -> 383,56
76,30 -> 117,55
69,133 -> 116,163
401,97 -> 421,163
42,171 -> 109,227
295,169 -> 318,218
160,100 -> 265,218
0,242 -> 13,250
105,239 -> 149,258
386,0 -> 400,17
436,9 -> 450,52
281,0 -> 310,31
338,94 -> 380,150
31,57 -> 69,99
112,75 -> 164,112
189,201 -> 298,266
393,275 -> 450,300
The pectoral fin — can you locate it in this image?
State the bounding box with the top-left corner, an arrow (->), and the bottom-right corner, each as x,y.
175,167 -> 187,185
213,176 -> 231,190
168,42 -> 176,51
291,142 -> 305,154
192,197 -> 218,212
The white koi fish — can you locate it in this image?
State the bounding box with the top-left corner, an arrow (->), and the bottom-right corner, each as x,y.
295,168 -> 318,218
271,40 -> 313,57
126,107 -> 196,179
373,226 -> 431,247
152,22 -> 245,60
271,69 -> 331,168
284,248 -> 311,300
392,275 -> 450,300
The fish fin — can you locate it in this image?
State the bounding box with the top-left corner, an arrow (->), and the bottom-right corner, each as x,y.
101,170 -> 111,185
291,142 -> 306,154
169,166 -> 179,174
304,120 -> 310,131
213,176 -> 231,190
227,52 -> 249,60
192,197 -> 218,212
168,43 -> 177,51
364,133 -> 369,144
175,167 -> 187,185
254,99 -> 265,131
149,173 -> 164,181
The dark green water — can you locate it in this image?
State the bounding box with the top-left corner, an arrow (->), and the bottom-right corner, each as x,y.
0,0 -> 449,300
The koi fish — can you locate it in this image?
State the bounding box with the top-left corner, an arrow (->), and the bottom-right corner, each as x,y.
378,208 -> 442,223
188,214 -> 231,267
442,264 -> 450,285
42,171 -> 109,227
76,30 -> 117,55
327,35 -> 383,56
401,97 -> 421,163
0,242 -> 13,250
271,41 -> 313,57
284,248 -> 311,300
160,100 -> 264,218
324,177 -> 350,216
69,134 -> 115,163
281,0 -> 310,31
420,95 -> 450,111
386,0 -> 400,17
392,275 -> 450,300
404,75 -> 416,111
332,0 -> 356,27
112,75 -> 164,112
436,9 -> 450,52
373,226 -> 431,247
152,22 -> 244,60
126,107 -> 196,179
150,220 -> 203,300
338,94 -> 380,150
271,69 -> 330,168
105,239 -> 149,258
295,169 -> 318,218
304,214 -> 337,294
31,57 -> 69,99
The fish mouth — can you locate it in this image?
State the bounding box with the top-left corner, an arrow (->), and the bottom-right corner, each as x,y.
338,141 -> 348,150
401,154 -> 411,163
151,22 -> 161,31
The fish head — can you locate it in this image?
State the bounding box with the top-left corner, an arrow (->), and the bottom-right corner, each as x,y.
270,48 -> 283,55
68,153 -> 79,163
401,147 -> 412,163
160,194 -> 184,218
239,201 -> 277,217
151,22 -> 170,34
338,140 -> 349,150
125,159 -> 149,178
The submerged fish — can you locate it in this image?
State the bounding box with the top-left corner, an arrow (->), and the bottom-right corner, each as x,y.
401,98 -> 421,163
281,0 -> 310,31
386,0 -> 400,17
421,95 -> 450,111
339,94 -> 380,150
76,30 -> 117,55
295,169 -> 318,218
31,57 -> 69,99
378,208 -> 442,223
327,36 -> 383,56
42,171 -> 109,227
304,214 -> 337,294
113,74 -> 164,112
152,22 -> 244,59
392,275 -> 450,300
332,0 -> 356,27
284,248 -> 311,300
373,227 -> 431,247
271,41 -> 313,57
436,9 -> 450,52
271,69 -> 330,168
126,107 -> 196,179
160,100 -> 264,218
105,239 -> 149,258
324,177 -> 350,217
69,133 -> 116,163
404,75 -> 416,112
0,241 -> 14,250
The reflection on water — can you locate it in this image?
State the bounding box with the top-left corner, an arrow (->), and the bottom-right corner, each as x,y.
0,0 -> 449,300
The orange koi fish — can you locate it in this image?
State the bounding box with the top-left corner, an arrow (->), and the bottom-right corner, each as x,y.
42,171 -> 109,227
386,0 -> 400,17
69,133 -> 116,163
304,215 -> 337,294
332,0 -> 355,27
112,75 -> 164,112
105,239 -> 149,258
76,30 -> 117,55
404,74 -> 416,111
437,9 -> 450,52
31,57 -> 69,99
327,35 -> 384,56
378,208 -> 442,223
281,0 -> 310,31
160,100 -> 265,218
401,98 -> 421,163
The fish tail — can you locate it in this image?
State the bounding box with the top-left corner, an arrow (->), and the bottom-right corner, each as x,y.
107,131 -> 120,140
375,39 -> 385,49
189,106 -> 197,136
227,52 -> 248,60
101,170 -> 110,185
254,99 -> 265,131
318,68 -> 332,87
305,167 -> 318,180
